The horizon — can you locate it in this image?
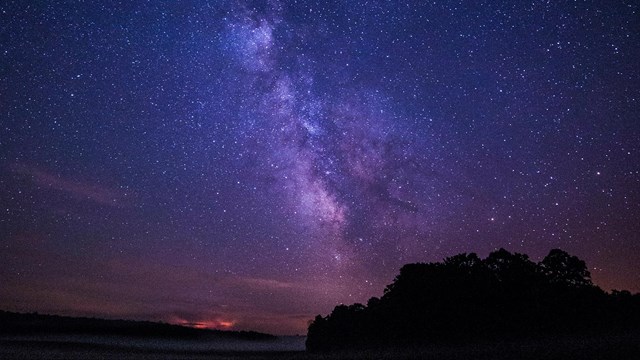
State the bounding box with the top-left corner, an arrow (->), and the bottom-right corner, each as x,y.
1,1 -> 639,336
2,246 -> 637,337
0,309 -> 277,335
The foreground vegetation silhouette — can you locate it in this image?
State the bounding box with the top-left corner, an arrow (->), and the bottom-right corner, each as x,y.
0,311 -> 275,341
307,249 -> 640,352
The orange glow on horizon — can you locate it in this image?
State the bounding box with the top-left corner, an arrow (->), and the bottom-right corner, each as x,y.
170,315 -> 235,330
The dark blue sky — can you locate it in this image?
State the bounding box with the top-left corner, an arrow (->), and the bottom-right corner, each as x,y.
1,0 -> 639,334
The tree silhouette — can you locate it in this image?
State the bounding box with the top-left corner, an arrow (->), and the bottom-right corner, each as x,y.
306,248 -> 640,352
540,248 -> 592,287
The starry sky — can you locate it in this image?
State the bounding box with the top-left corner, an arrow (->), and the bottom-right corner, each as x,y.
1,0 -> 639,335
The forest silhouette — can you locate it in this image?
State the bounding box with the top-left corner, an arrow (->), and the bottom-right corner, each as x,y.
306,249 -> 640,352
0,311 -> 274,341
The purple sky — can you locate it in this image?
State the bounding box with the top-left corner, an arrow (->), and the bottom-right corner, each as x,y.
1,0 -> 639,335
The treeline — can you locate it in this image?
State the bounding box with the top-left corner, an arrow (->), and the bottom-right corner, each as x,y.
0,311 -> 275,341
307,249 -> 640,352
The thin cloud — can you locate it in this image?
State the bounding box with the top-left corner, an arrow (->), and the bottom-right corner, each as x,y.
10,163 -> 133,207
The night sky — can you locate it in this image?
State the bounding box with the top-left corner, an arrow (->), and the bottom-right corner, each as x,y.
1,1 -> 639,335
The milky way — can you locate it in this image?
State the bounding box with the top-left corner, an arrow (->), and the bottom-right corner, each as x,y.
1,1 -> 639,334
221,5 -> 447,278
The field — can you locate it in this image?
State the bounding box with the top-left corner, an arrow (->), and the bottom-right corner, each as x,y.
1,332 -> 639,359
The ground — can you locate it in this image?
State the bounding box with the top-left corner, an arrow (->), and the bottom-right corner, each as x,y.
2,332 -> 639,359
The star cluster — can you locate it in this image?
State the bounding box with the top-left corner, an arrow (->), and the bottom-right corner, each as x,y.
1,1 -> 639,335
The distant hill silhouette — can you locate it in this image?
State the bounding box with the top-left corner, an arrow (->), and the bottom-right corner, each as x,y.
0,311 -> 275,341
306,249 -> 640,352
